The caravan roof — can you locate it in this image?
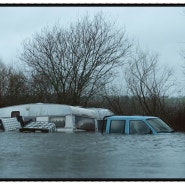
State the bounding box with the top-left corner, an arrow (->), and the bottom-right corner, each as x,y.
86,108 -> 114,120
0,103 -> 97,118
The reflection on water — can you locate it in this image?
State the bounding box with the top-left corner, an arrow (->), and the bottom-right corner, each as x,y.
0,132 -> 185,179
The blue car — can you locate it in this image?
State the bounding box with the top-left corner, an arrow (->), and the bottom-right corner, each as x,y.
104,116 -> 174,134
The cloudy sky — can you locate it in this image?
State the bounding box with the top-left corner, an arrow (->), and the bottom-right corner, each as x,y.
0,6 -> 185,95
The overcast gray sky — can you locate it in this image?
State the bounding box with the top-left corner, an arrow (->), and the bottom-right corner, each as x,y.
0,6 -> 185,95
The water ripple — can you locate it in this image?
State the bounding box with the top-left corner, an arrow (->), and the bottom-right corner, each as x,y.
0,132 -> 185,178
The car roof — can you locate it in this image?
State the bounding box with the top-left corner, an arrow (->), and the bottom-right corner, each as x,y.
106,115 -> 158,120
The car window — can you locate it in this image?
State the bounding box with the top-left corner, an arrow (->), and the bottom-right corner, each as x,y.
129,120 -> 151,134
147,118 -> 173,133
110,120 -> 125,134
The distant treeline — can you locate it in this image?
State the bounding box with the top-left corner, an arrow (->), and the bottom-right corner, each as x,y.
0,85 -> 185,131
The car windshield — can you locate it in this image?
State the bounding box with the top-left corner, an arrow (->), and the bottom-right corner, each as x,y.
147,118 -> 173,133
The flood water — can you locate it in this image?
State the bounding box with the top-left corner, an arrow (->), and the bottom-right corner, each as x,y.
0,131 -> 185,180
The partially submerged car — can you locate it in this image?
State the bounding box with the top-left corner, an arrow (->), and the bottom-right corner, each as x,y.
103,115 -> 174,134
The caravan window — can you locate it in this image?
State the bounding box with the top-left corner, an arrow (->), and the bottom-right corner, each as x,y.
11,111 -> 20,118
75,116 -> 95,131
49,116 -> 65,128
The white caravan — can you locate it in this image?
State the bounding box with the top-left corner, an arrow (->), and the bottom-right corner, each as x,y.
0,103 -> 113,132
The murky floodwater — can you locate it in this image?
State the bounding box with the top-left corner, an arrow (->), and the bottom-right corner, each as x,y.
0,131 -> 185,179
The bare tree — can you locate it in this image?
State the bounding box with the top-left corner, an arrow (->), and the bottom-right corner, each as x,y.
19,13 -> 131,105
0,59 -> 8,106
27,72 -> 57,103
124,47 -> 174,116
0,59 -> 30,106
180,49 -> 185,88
5,68 -> 29,105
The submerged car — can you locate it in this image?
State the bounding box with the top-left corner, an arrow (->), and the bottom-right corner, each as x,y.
104,116 -> 174,134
